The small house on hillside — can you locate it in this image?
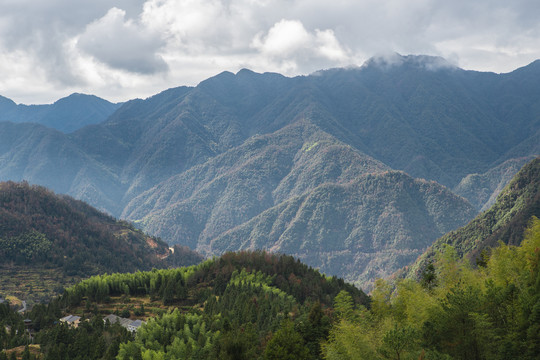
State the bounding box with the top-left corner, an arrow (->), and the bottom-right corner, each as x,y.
128,320 -> 144,333
103,314 -> 145,333
59,315 -> 81,328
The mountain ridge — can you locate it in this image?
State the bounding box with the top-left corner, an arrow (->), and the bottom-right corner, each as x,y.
208,169 -> 476,289
0,93 -> 120,133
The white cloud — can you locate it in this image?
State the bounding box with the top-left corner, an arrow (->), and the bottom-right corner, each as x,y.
252,20 -> 312,56
250,19 -> 350,73
315,29 -> 349,61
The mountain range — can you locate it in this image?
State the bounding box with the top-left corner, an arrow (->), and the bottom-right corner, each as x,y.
1,54 -> 539,288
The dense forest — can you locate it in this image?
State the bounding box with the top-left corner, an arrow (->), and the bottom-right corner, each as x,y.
0,156 -> 537,359
1,251 -> 367,359
1,218 -> 539,359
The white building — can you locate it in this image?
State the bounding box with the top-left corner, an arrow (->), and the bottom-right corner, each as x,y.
103,314 -> 145,333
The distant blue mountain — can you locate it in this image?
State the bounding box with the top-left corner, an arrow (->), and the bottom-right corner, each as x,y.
0,93 -> 121,133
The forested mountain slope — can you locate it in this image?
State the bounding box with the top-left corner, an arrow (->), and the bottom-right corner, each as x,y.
405,157 -> 540,279
211,170 -> 475,289
119,120 -> 475,288
4,221 -> 539,360
2,55 -> 539,217
1,251 -> 369,359
454,155 -> 536,211
0,181 -> 202,303
61,251 -> 368,359
122,121 -> 390,247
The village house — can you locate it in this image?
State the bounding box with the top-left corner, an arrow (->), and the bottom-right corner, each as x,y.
127,320 -> 144,333
103,314 -> 145,333
59,315 -> 81,328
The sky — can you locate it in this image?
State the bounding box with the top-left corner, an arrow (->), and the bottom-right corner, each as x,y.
1,0 -> 539,104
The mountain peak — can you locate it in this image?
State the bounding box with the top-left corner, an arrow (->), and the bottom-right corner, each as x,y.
508,58 -> 540,76
53,92 -> 113,106
236,68 -> 257,76
0,95 -> 17,109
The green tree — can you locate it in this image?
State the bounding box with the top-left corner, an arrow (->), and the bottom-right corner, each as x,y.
22,345 -> 33,360
420,262 -> 437,291
264,320 -> 310,360
333,290 -> 355,320
299,302 -> 331,359
379,325 -> 418,360
216,324 -> 258,360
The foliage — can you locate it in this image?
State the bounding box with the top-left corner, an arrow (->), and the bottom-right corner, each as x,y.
210,169 -> 476,290
0,303 -> 27,351
323,216 -> 540,360
21,250 -> 367,359
37,317 -> 133,360
263,319 -> 311,360
117,310 -> 216,360
2,216 -> 539,360
0,230 -> 52,262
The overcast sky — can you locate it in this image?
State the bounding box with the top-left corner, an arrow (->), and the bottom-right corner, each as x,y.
1,0 -> 539,104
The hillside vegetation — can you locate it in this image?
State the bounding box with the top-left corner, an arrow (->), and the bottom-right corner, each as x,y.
0,181 -> 202,304
405,157 -> 540,280
1,251 -> 367,359
322,216 -> 540,360
210,170 -> 475,289
454,155 -> 536,211
121,121 -> 476,288
1,219 -> 539,359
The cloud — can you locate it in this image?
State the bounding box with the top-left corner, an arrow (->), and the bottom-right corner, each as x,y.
363,52 -> 457,73
252,20 -> 312,56
0,0 -> 539,104
77,7 -> 167,74
250,19 -> 350,73
0,0 -> 150,102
